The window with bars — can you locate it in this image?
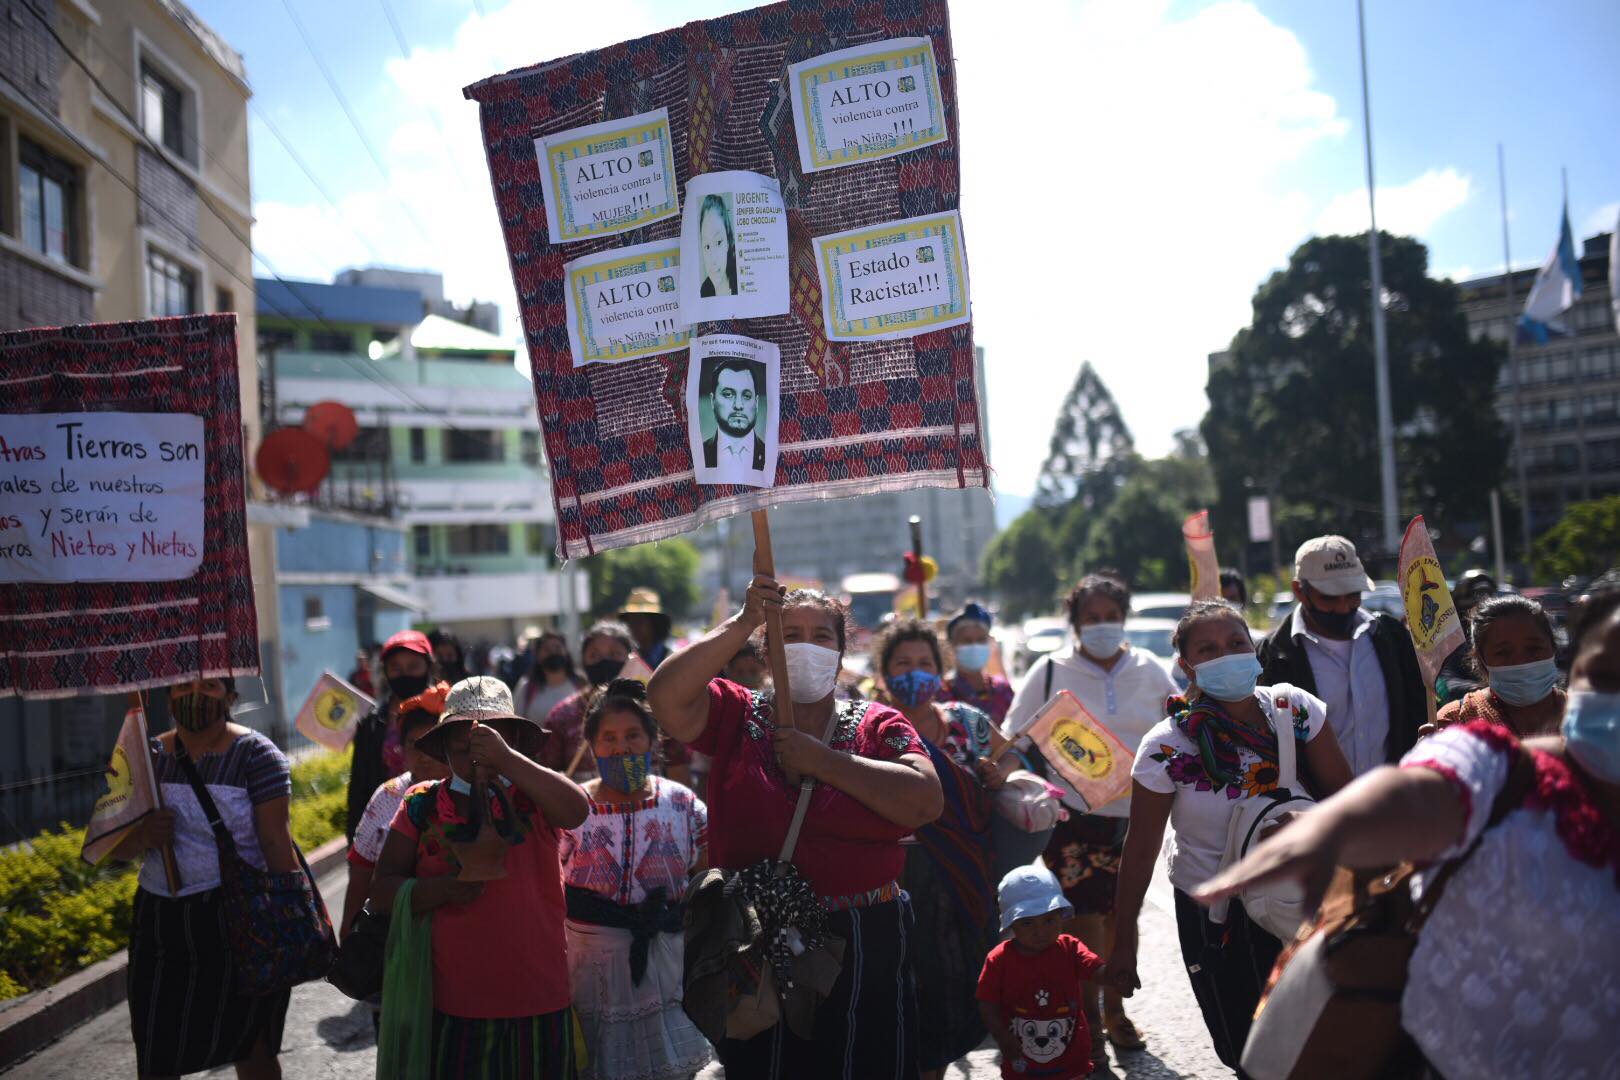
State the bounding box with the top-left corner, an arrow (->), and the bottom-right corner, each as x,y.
409,428 -> 427,464
19,139 -> 79,266
140,64 -> 186,159
520,430 -> 542,466
413,526 -> 433,559
146,247 -> 197,317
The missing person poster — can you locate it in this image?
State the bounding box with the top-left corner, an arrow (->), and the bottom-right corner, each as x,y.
678,171 -> 789,325
686,333 -> 779,488
0,411 -> 206,583
534,108 -> 680,244
563,240 -> 688,366
814,210 -> 970,342
789,37 -> 948,173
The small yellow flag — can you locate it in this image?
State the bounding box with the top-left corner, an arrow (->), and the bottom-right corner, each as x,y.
1398,516 -> 1465,686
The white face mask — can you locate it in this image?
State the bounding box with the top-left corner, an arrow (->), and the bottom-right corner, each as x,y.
782,642 -> 841,703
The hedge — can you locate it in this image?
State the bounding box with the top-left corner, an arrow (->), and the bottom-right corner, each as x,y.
0,746 -> 351,1001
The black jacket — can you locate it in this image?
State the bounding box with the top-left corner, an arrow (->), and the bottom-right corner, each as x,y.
1257,612 -> 1427,766
346,705 -> 392,843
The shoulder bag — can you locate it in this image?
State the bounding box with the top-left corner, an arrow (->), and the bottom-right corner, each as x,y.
1209,693 -> 1318,941
1239,744 -> 1537,1080
175,739 -> 336,997
683,701 -> 851,1044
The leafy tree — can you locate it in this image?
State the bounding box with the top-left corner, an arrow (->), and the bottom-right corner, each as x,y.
584,539 -> 700,619
1202,232 -> 1507,570
1066,443 -> 1216,590
980,507 -> 1061,620
1034,362 -> 1135,510
1532,496 -> 1620,582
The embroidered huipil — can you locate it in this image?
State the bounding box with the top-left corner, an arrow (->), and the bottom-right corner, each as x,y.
560,777 -> 708,905
1399,724 -> 1620,1079
1130,684 -> 1326,893
942,673 -> 1014,727
690,678 -> 925,903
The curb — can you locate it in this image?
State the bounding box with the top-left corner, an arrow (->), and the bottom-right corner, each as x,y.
0,835 -> 350,1073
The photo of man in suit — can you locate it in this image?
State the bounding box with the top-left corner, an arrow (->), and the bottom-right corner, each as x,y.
699,356 -> 766,475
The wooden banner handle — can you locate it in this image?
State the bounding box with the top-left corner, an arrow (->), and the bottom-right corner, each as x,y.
908,515 -> 927,619
752,509 -> 798,732
131,691 -> 181,893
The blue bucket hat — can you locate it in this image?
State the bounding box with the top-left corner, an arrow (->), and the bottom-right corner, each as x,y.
997,863 -> 1073,931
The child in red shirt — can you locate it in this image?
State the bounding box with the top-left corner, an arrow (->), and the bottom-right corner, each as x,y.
977,864 -> 1110,1079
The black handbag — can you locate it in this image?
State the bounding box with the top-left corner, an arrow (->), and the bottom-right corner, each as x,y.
328,906 -> 390,1000
175,739 -> 336,997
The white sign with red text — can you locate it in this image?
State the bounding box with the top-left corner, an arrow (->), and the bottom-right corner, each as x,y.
0,412 -> 206,583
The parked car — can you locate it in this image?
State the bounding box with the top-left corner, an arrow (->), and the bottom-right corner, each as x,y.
1131,592 -> 1192,621
1124,617 -> 1187,690
1014,617 -> 1069,677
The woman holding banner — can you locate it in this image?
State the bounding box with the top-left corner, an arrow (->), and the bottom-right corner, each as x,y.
112,676 -> 298,1079
1002,572 -> 1175,1057
1105,599 -> 1352,1073
876,618 -> 1013,1080
648,577 -> 943,1079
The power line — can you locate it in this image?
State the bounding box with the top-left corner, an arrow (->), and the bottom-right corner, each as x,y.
277,0 -> 436,245
0,65 -> 500,446
247,100 -> 390,264
376,0 -> 478,195
19,0 -> 386,270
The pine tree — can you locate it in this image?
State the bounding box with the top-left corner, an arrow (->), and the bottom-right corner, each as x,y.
1034,362 -> 1136,509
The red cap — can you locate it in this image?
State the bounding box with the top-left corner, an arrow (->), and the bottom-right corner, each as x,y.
381,630 -> 432,659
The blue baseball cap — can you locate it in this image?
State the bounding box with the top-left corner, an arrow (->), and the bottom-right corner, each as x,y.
997,863 -> 1073,932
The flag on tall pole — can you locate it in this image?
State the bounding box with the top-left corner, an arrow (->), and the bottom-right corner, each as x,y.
1184,510 -> 1221,602
1519,201 -> 1584,343
81,706 -> 163,867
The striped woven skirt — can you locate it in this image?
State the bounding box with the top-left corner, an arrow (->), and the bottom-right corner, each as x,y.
431,1006 -> 580,1079
715,896 -> 919,1080
127,886 -> 290,1075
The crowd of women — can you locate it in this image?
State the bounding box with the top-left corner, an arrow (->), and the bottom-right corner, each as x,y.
108,548 -> 1619,1080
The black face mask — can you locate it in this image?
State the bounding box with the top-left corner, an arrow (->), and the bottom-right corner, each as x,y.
1306,603 -> 1357,637
171,694 -> 229,732
539,654 -> 570,673
583,658 -> 625,686
388,672 -> 431,701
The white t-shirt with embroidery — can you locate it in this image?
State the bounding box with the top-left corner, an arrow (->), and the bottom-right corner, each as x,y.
1130,684 -> 1327,893
1399,727 -> 1620,1079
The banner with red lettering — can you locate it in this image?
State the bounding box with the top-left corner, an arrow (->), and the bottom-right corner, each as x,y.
463,0 -> 987,558
0,314 -> 259,698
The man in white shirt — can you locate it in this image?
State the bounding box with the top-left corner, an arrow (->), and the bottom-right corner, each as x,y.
1257,535 -> 1426,776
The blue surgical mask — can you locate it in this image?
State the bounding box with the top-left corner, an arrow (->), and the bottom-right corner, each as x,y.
1486,658 -> 1559,707
1080,623 -> 1126,657
954,643 -> 992,673
1192,653 -> 1262,702
448,771 -> 511,796
1562,690 -> 1620,783
887,668 -> 942,708
594,750 -> 655,794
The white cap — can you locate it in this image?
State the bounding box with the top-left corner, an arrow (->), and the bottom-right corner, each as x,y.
1293,535 -> 1374,596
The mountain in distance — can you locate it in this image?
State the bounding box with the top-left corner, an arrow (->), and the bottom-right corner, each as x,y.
993,489 -> 1032,530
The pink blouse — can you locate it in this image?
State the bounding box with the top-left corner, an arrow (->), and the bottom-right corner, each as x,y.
690,679 -> 925,901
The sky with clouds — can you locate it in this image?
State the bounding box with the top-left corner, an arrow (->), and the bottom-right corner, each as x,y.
194,0 -> 1620,497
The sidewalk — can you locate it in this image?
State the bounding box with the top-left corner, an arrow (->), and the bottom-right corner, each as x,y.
7,857 -> 1227,1079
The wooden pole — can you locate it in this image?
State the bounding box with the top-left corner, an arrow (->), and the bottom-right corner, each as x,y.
908,515 -> 927,619
751,509 -> 797,732
130,691 -> 181,893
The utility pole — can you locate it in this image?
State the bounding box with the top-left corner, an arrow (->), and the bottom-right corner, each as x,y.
1498,144 -> 1530,562
1357,0 -> 1400,557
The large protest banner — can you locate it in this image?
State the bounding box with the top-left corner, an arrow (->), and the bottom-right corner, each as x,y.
0,314 -> 259,698
464,0 -> 986,558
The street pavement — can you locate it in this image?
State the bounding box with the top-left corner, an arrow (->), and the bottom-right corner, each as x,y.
7,855 -> 1227,1079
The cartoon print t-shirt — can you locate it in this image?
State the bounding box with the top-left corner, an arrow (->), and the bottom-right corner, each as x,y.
976,934 -> 1103,1078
